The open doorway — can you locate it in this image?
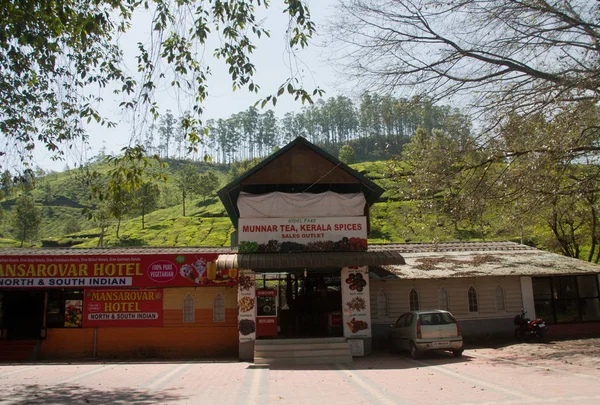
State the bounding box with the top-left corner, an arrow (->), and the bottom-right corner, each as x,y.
1,291 -> 45,340
255,271 -> 343,338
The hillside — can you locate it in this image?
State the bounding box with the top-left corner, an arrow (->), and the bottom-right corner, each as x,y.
0,159 -> 541,250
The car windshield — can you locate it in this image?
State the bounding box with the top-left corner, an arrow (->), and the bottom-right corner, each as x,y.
419,313 -> 455,325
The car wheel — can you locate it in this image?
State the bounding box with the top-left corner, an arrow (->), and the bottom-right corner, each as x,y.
410,342 -> 420,359
452,349 -> 464,358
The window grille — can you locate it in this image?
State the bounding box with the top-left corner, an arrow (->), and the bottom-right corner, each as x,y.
213,293 -> 225,322
495,285 -> 505,311
377,289 -> 388,318
409,288 -> 420,311
183,294 -> 195,323
438,287 -> 449,311
468,286 -> 479,312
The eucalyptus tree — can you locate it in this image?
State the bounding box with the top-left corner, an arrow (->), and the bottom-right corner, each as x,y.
258,110 -> 279,157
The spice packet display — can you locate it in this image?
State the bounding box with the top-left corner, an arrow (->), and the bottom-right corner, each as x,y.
346,296 -> 367,312
239,296 -> 255,313
239,274 -> 255,291
346,317 -> 369,333
239,319 -> 256,336
345,272 -> 367,292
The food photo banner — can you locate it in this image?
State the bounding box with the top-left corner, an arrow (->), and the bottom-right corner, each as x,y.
238,270 -> 257,343
0,254 -> 238,288
341,266 -> 372,339
83,289 -> 163,328
238,217 -> 368,253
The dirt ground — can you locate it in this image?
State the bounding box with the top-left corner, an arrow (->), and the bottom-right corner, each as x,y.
470,337 -> 600,369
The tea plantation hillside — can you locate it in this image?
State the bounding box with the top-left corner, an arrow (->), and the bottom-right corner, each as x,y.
0,159 -> 543,249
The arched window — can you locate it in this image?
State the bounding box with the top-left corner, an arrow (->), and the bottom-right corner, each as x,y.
438,287 -> 449,311
495,285 -> 506,311
468,286 -> 479,312
409,288 -> 420,311
213,293 -> 225,322
377,288 -> 389,318
183,293 -> 195,322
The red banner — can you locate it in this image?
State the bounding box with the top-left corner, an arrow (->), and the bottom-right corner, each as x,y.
83,289 -> 163,327
0,253 -> 238,288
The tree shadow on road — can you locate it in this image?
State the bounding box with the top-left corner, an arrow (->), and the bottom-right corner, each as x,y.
5,384 -> 185,404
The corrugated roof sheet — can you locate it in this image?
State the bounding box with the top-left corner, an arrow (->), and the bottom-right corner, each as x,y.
216,251 -> 405,270
381,248 -> 600,279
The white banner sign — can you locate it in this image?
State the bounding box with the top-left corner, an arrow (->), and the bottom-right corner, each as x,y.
238,270 -> 256,342
341,266 -> 372,340
238,217 -> 367,253
0,277 -> 132,287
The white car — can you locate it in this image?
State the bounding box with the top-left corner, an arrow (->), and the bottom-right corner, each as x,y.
390,310 -> 464,359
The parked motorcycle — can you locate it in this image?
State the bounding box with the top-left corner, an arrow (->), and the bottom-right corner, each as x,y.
514,309 -> 548,342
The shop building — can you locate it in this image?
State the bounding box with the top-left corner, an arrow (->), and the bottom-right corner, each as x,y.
2,136 -> 599,363
216,137 -> 407,363
369,242 -> 600,346
217,137 -> 600,363
0,248 -> 239,361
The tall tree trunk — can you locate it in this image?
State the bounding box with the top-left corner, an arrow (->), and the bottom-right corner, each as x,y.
588,202 -> 597,262
182,190 -> 186,217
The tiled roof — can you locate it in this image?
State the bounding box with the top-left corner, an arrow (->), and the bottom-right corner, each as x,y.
371,242 -> 600,280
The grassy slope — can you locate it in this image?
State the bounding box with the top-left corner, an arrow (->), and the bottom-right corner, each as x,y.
0,159 -> 549,249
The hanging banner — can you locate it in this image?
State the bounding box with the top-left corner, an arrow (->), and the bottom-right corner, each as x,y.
238,216 -> 367,253
0,253 -> 238,289
238,270 -> 256,343
83,289 -> 163,327
341,266 -> 372,339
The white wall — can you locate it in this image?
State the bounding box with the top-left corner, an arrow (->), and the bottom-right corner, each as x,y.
370,276 -> 523,324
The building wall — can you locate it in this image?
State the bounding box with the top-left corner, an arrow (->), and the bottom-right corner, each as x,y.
369,276 -> 523,346
39,287 -> 239,359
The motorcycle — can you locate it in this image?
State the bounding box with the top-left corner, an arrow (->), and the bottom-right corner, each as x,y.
514,309 -> 547,342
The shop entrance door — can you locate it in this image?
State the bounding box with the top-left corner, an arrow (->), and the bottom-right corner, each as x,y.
2,291 -> 44,340
278,271 -> 343,338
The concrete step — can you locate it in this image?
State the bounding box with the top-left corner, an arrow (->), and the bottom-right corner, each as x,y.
254,342 -> 350,352
253,337 -> 352,365
255,348 -> 351,358
254,355 -> 353,365
255,337 -> 346,346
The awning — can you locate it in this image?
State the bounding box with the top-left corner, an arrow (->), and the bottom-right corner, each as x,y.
216,251 -> 405,271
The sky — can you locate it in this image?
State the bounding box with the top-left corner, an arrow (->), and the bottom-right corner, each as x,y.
33,0 -> 344,173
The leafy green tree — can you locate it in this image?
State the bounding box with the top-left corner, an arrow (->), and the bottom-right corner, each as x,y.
132,182 -> 161,229
63,218 -> 82,235
338,145 -> 356,164
175,164 -> 200,216
92,203 -> 113,248
10,194 -> 42,247
1,0 -> 321,186
42,183 -> 55,204
198,171 -> 220,202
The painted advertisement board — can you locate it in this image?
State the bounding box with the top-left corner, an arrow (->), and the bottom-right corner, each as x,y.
238,270 -> 256,342
341,266 -> 372,339
0,253 -> 238,288
238,216 -> 368,253
83,289 -> 163,327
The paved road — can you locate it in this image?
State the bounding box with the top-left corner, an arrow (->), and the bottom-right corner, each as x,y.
1,346 -> 599,404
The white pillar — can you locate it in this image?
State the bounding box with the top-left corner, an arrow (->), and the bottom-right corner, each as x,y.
520,276 -> 536,318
